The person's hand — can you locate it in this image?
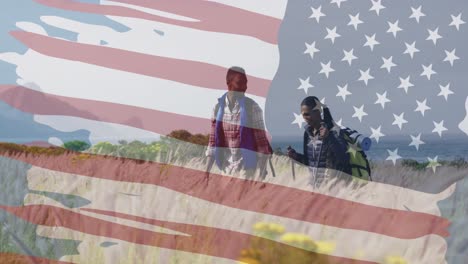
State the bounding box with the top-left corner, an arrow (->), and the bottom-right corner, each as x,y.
319,123 -> 330,139
287,146 -> 297,159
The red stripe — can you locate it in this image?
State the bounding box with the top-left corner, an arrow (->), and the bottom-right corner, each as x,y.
34,0 -> 280,44
0,149 -> 451,239
23,141 -> 56,147
0,84 -> 210,135
0,85 -> 271,153
10,30 -> 271,98
0,205 -> 374,264
0,253 -> 72,264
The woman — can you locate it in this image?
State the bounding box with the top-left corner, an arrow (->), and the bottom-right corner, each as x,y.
287,96 -> 351,186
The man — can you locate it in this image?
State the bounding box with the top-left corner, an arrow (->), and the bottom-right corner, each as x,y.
205,66 -> 272,180
287,96 -> 350,187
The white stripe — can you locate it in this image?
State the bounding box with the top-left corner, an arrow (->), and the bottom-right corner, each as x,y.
102,0 -> 200,22
8,125 -> 454,216
459,96 -> 468,135
198,155 -> 455,217
206,0 -> 288,20
1,50 -> 265,119
15,21 -> 48,35
38,15 -> 279,80
19,161 -> 449,263
6,112 -> 455,218
33,115 -> 161,145
24,193 -> 187,236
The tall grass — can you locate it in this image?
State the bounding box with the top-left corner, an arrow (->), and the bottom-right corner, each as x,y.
1,141 -> 467,263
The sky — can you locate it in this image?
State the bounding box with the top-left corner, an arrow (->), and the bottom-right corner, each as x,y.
0,0 -> 467,146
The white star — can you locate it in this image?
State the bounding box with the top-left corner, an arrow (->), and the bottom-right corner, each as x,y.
348,13 -> 363,30
398,76 -> 414,94
352,105 -> 368,122
310,137 -> 322,149
449,13 -> 465,31
438,83 -> 454,101
426,27 -> 442,45
331,123 -> 342,134
375,91 -> 391,109
426,156 -> 441,173
332,118 -> 345,134
325,26 -> 341,44
308,99 -> 325,114
320,97 -> 326,105
420,64 -> 436,80
297,77 -> 313,94
369,0 -> 385,16
392,112 -> 408,130
403,41 -> 420,59
432,120 -> 448,137
291,112 -> 305,129
335,118 -> 344,128
319,61 -> 335,78
358,68 -> 374,86
386,148 -> 401,166
304,41 -> 320,59
387,20 -> 402,38
331,0 -> 347,8
414,99 -> 431,116
347,141 -> 360,158
331,118 -> 343,135
311,97 -> 326,112
381,56 -> 397,73
336,84 -> 352,102
409,133 -> 425,151
309,6 -> 326,23
409,6 -> 425,23
364,34 -> 380,51
342,49 -> 358,65
370,126 -> 385,143
444,49 -> 459,67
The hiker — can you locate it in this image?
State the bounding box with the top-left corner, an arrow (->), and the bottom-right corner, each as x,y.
287,96 -> 351,187
205,66 -> 272,180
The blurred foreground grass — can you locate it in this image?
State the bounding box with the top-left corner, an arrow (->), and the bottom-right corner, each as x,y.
0,140 -> 467,263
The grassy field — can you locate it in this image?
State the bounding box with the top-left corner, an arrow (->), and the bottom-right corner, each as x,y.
0,141 -> 467,263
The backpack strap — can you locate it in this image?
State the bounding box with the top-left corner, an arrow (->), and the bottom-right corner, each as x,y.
216,97 -> 254,122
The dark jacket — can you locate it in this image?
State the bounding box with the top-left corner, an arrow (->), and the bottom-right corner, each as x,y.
293,128 -> 351,175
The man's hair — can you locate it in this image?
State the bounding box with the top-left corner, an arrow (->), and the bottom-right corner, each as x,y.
301,96 -> 334,129
226,66 -> 246,83
300,96 -> 320,109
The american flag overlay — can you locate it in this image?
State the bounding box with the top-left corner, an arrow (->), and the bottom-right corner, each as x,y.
266,0 -> 468,161
0,1 -> 467,263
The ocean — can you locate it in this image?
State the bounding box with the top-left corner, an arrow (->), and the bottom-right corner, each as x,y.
272,134 -> 468,162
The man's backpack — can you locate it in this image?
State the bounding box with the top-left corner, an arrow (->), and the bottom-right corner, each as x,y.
340,127 -> 372,181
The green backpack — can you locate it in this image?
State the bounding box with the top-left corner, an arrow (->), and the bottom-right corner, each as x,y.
340,127 -> 372,181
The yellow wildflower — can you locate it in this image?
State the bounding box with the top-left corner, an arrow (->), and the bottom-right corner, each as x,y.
280,233 -> 317,251
385,255 -> 408,264
237,257 -> 261,264
253,222 -> 285,239
315,241 -> 336,254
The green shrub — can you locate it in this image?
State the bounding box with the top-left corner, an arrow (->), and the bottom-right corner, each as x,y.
448,157 -> 468,168
62,140 -> 90,152
401,159 -> 429,170
90,142 -> 116,154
